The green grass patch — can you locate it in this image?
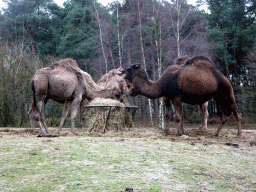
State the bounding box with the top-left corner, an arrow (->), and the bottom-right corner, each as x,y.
0,131 -> 256,191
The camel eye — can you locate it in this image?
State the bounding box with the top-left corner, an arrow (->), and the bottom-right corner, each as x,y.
134,64 -> 140,69
115,94 -> 120,99
127,84 -> 131,88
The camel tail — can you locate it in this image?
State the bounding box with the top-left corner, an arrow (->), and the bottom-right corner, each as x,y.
28,80 -> 36,115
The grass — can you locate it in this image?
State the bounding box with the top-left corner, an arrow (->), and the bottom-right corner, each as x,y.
0,127 -> 256,191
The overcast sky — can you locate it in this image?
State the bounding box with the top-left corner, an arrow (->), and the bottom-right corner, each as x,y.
1,0 -> 208,12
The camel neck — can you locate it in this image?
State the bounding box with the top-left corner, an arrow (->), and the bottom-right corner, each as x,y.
135,78 -> 162,99
84,83 -> 112,100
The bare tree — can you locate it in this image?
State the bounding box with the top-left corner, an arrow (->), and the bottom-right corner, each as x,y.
171,0 -> 192,57
93,0 -> 108,73
116,1 -> 122,67
152,0 -> 164,129
138,0 -> 154,127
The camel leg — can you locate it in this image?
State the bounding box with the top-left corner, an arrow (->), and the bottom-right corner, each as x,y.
58,100 -> 71,132
198,101 -> 209,130
163,97 -> 172,133
171,97 -> 184,136
28,111 -> 36,130
80,114 -> 85,129
41,116 -> 49,134
79,99 -> 87,129
214,115 -> 228,137
35,100 -> 48,134
39,100 -> 49,134
28,106 -> 42,132
70,95 -> 82,133
231,103 -> 242,136
213,103 -> 228,137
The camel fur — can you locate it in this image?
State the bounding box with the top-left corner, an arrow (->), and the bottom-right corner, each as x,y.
163,56 -> 209,131
28,58 -> 120,134
123,56 -> 242,136
79,67 -> 128,128
97,67 -> 127,101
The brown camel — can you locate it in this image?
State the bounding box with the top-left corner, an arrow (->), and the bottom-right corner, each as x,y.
28,58 -> 119,134
163,56 -> 209,131
126,57 -> 209,131
123,56 -> 242,136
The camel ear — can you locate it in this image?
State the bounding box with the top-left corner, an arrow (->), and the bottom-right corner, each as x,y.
133,64 -> 140,69
121,73 -> 127,79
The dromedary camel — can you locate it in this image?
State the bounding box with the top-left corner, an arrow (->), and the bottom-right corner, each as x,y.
97,67 -> 127,101
28,58 -> 120,134
163,56 -> 209,131
123,56 -> 242,136
79,67 -> 128,128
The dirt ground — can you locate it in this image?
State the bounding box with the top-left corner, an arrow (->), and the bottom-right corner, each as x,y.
1,125 -> 256,148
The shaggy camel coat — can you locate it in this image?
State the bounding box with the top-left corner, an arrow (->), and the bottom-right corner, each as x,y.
28,58 -> 119,134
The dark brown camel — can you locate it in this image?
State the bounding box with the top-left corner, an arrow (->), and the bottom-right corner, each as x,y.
28,58 -> 119,134
123,56 -> 242,136
163,56 -> 209,131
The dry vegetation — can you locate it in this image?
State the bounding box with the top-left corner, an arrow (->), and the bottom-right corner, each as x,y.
0,126 -> 256,191
85,98 -> 133,132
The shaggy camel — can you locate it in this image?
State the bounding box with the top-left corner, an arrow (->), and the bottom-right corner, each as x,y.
97,67 -> 127,101
123,56 -> 242,136
28,58 -> 120,134
79,67 -> 128,128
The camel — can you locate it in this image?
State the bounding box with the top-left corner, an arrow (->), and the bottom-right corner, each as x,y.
79,67 -> 128,128
97,67 -> 127,101
164,56 -> 209,131
126,57 -> 209,131
28,58 -> 120,134
123,56 -> 242,136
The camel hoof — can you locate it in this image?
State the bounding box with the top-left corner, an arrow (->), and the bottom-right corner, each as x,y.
176,132 -> 183,136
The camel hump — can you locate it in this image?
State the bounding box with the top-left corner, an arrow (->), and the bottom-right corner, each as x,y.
45,58 -> 85,89
174,55 -> 189,66
184,56 -> 214,69
48,58 -> 79,70
178,56 -> 218,95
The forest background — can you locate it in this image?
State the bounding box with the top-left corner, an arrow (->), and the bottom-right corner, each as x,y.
0,0 -> 256,128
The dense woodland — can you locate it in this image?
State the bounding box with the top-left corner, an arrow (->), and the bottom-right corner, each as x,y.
0,0 -> 256,128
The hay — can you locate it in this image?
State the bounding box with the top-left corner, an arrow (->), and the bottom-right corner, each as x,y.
85,98 -> 133,132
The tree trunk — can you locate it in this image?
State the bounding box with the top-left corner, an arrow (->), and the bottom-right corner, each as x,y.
93,1 -> 108,73
152,0 -> 164,129
117,1 -> 122,67
138,0 -> 154,127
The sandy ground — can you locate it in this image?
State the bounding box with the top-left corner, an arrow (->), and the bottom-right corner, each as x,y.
1,125 -> 256,148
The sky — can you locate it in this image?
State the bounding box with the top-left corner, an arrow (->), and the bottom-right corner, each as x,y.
0,0 -> 208,12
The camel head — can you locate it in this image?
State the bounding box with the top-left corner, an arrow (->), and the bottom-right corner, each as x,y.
97,67 -> 128,102
122,64 -> 146,83
126,82 -> 139,96
122,64 -> 150,97
112,87 -> 123,101
174,56 -> 189,66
